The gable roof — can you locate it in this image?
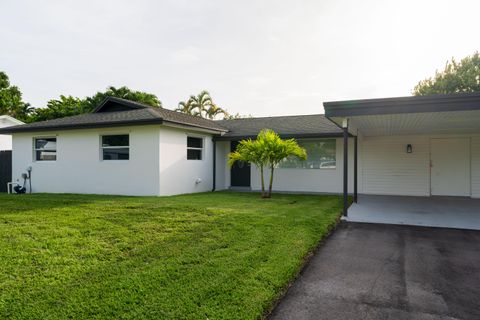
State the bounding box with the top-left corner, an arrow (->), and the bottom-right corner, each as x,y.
215,114 -> 343,140
0,97 -> 228,134
0,115 -> 24,127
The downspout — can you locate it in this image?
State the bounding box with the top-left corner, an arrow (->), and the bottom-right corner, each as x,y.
212,138 -> 216,192
354,135 -> 358,203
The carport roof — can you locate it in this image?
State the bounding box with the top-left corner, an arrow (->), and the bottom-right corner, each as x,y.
324,92 -> 480,117
324,93 -> 480,136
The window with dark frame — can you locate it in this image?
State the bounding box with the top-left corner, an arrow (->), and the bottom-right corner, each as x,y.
101,134 -> 129,160
34,137 -> 57,161
187,137 -> 203,160
279,139 -> 336,169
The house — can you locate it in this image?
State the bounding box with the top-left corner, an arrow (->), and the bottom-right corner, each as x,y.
0,94 -> 479,211
0,97 -> 227,196
0,115 -> 24,151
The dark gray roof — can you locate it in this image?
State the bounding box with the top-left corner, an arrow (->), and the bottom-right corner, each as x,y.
216,114 -> 342,140
0,97 -> 228,133
324,92 -> 480,117
0,97 -> 343,138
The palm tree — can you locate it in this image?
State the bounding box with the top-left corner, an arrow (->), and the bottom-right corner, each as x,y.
205,103 -> 229,119
176,90 -> 229,119
228,129 -> 306,198
175,100 -> 200,116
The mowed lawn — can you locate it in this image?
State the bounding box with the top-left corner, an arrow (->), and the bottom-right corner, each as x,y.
0,191 -> 342,319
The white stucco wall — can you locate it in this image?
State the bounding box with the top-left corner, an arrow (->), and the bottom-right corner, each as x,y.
214,141 -> 230,191
12,125 -> 161,196
158,126 -> 214,196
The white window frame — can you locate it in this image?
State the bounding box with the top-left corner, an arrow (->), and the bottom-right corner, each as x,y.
100,134 -> 130,161
187,136 -> 204,160
33,136 -> 57,162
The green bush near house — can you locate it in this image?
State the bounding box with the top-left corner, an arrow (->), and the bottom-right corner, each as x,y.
0,191 -> 341,319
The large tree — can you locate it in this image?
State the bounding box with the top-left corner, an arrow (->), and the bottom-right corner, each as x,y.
228,129 -> 306,198
83,86 -> 162,111
30,95 -> 85,122
176,90 -> 230,119
29,86 -> 162,122
413,52 -> 480,95
0,71 -> 33,121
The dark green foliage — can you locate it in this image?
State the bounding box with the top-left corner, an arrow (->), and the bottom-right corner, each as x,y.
29,95 -> 86,122
0,192 -> 341,319
413,52 -> 480,95
28,86 -> 162,122
0,71 -> 33,122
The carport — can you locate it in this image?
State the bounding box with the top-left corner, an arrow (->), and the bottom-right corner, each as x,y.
324,93 -> 480,229
348,195 -> 480,230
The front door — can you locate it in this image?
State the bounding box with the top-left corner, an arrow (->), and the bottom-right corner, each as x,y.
0,151 -> 12,193
230,141 -> 251,187
430,138 -> 470,196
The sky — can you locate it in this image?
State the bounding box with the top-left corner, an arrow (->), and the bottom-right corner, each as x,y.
0,0 -> 479,117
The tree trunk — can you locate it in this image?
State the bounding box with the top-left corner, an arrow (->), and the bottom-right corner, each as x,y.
260,166 -> 267,198
267,165 -> 274,198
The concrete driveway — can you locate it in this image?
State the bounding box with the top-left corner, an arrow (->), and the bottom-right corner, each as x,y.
269,223 -> 480,320
348,195 -> 480,230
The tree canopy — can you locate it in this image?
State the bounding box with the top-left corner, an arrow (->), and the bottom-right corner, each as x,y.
0,71 -> 33,122
29,86 -> 162,122
413,52 -> 480,96
228,129 -> 306,198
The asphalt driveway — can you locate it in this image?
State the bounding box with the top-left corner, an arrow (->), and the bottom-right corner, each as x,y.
269,222 -> 480,320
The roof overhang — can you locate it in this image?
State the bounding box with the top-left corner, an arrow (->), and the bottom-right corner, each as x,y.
214,132 -> 349,141
0,115 -> 24,126
324,93 -> 480,136
0,118 -> 164,134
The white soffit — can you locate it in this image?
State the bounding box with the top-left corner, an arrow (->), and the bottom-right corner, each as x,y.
349,110 -> 480,136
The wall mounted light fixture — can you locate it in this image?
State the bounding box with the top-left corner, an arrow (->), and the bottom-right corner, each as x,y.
406,144 -> 413,153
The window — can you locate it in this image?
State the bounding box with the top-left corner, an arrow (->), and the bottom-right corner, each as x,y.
187,137 -> 203,160
34,137 -> 57,161
101,134 -> 129,160
280,139 -> 336,169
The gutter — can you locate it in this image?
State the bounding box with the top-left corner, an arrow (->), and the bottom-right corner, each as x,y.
0,118 -> 165,134
213,132 -> 350,141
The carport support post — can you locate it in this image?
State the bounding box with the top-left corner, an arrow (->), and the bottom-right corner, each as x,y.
212,139 -> 216,192
354,135 -> 358,203
342,119 -> 349,217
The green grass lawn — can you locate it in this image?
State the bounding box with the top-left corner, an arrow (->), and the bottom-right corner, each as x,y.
0,191 -> 342,320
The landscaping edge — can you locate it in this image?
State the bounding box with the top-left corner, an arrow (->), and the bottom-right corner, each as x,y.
262,213 -> 344,319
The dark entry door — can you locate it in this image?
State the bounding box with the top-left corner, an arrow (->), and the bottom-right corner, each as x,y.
230,141 -> 251,187
0,150 -> 12,192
